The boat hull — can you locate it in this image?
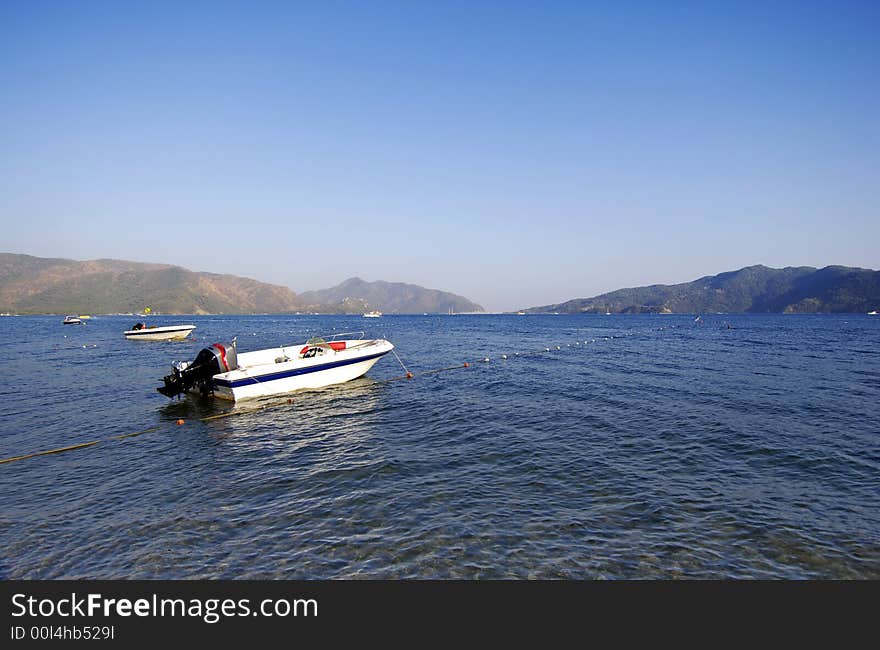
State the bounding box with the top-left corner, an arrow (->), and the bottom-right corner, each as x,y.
206,339 -> 393,401
125,325 -> 196,341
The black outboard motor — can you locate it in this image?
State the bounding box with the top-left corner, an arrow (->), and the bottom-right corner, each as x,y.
157,341 -> 238,398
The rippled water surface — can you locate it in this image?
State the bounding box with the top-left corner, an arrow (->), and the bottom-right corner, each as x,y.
1,313 -> 878,578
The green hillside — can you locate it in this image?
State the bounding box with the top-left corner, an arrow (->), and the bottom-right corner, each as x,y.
523,265 -> 880,314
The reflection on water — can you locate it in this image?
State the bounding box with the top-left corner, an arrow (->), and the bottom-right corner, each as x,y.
1,313 -> 879,578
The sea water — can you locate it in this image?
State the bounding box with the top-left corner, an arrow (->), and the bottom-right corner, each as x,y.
0,313 -> 878,578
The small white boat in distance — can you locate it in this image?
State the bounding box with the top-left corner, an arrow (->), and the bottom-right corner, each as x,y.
157,331 -> 393,401
125,323 -> 196,341
63,315 -> 83,325
363,310 -> 382,318
869,310 -> 878,315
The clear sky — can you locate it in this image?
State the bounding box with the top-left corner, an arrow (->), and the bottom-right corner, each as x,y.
1,1 -> 878,311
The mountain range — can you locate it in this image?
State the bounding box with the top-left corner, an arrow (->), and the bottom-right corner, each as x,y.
297,277 -> 483,314
0,253 -> 484,315
522,265 -> 880,314
4,254 -> 877,315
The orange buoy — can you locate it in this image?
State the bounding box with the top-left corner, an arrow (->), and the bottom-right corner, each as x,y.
463,362 -> 469,368
175,419 -> 184,426
406,371 -> 413,379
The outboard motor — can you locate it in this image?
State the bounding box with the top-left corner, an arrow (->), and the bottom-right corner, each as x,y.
157,341 -> 238,398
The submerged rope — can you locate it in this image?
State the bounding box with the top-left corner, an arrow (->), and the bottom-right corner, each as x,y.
0,427 -> 161,465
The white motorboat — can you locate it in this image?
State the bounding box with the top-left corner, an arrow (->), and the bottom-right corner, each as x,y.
869,310 -> 878,315
363,310 -> 382,318
63,315 -> 83,325
157,331 -> 393,401
125,322 -> 196,341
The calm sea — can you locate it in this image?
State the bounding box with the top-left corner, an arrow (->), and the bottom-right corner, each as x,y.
1,313 -> 878,579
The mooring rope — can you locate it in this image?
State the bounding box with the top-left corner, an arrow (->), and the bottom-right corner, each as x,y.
390,347 -> 411,376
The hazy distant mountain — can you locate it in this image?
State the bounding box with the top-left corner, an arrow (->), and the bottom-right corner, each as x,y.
0,253 -> 486,315
297,277 -> 484,314
522,265 -> 880,314
0,253 -> 300,314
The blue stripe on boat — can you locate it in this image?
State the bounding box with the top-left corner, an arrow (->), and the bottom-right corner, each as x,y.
212,349 -> 391,389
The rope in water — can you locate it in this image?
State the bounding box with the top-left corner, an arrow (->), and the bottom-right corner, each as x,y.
0,330 -> 655,465
0,426 -> 161,465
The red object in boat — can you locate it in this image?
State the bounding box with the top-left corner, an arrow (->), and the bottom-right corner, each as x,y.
299,341 -> 346,355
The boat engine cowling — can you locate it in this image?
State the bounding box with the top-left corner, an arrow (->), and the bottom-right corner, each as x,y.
157,342 -> 238,398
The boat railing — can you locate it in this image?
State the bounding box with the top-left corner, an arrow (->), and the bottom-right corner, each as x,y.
295,331 -> 366,347
272,331 -> 382,360
325,330 -> 366,342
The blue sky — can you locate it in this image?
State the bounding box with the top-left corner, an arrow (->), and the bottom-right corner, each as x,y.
1,1 -> 877,311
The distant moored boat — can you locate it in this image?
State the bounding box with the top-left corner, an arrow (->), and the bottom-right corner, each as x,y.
124,323 -> 196,341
